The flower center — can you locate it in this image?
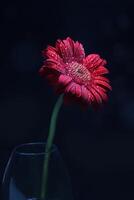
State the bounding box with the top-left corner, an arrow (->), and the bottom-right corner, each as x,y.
67,62 -> 91,85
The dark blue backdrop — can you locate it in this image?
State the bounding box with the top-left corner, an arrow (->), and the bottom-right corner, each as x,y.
0,0 -> 134,199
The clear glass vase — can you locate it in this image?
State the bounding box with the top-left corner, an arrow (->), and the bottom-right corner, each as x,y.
2,143 -> 73,200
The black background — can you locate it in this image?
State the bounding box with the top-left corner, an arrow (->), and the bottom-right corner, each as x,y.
1,0 -> 134,199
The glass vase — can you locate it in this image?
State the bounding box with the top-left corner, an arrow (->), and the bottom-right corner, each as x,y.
2,142 -> 73,200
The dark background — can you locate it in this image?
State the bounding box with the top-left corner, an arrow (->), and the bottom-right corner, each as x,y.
1,0 -> 134,199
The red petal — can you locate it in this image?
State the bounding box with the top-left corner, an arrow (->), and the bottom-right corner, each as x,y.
99,91 -> 108,101
90,87 -> 102,104
58,75 -> 72,86
95,80 -> 112,90
65,82 -> 82,97
81,86 -> 90,102
88,90 -> 95,102
56,40 -> 68,61
92,85 -> 108,101
56,37 -> 85,64
39,65 -> 60,76
73,41 -> 85,63
94,76 -> 110,83
93,66 -> 109,75
67,37 -> 74,52
44,45 -> 64,65
63,38 -> 74,59
93,85 -> 106,93
65,82 -> 76,93
44,46 -> 57,59
56,38 -> 74,63
39,67 -> 45,76
45,59 -> 65,73
75,84 -> 82,97
46,74 -> 58,83
84,54 -> 107,70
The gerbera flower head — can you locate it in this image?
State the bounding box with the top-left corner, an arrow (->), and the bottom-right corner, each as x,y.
39,37 -> 112,108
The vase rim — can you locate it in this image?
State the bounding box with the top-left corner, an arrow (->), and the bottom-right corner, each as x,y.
14,142 -> 57,156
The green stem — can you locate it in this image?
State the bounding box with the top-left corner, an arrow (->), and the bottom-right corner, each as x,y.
41,95 -> 63,200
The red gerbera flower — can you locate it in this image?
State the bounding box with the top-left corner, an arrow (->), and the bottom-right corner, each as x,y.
39,37 -> 112,107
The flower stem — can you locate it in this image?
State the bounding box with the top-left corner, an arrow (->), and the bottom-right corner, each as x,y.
41,95 -> 63,200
